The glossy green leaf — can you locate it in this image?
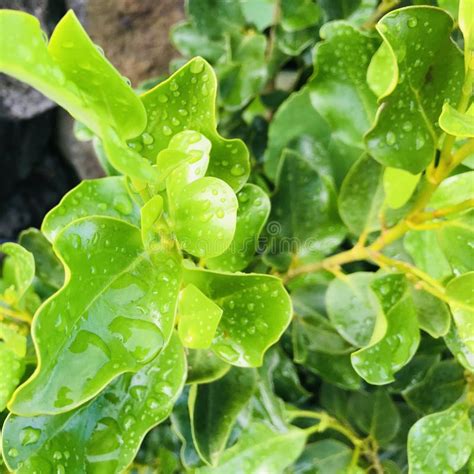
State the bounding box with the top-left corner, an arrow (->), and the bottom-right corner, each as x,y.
383,167 -> 421,209
240,0 -> 275,31
459,0 -> 474,63
173,177 -> 238,258
2,332 -> 186,473
140,195 -> 163,249
42,177 -> 140,242
178,284 -> 223,349
276,24 -> 319,56
196,422 -> 307,474
265,149 -> 345,270
264,87 -> 331,180
326,273 -> 379,347
207,184 -> 270,272
338,155 -> 384,235
19,229 -> 64,292
430,171 -> 474,208
446,272 -> 474,352
186,350 -> 230,385
351,274 -> 420,385
0,10 -> 146,139
0,243 -> 35,300
281,0 -> 321,31
403,360 -> 466,414
182,263 -> 292,367
130,57 -> 250,191
349,390 -> 400,444
445,322 -> 474,371
309,21 -> 378,165
9,217 -> 181,416
366,7 -> 464,173
408,403 -> 473,473
189,367 -> 257,465
217,33 -> 268,110
439,103 -> 474,137
367,42 -> 396,99
390,354 -> 441,394
293,439 -> 352,474
411,287 -> 451,338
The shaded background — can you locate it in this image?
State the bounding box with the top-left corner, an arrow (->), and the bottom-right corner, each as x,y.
0,0 -> 184,240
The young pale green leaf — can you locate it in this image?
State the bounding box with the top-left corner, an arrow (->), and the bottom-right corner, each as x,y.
196,422 -> 307,474
446,272 -> 474,352
309,21 -> 378,160
2,332 -> 186,474
206,184 -> 270,272
439,103 -> 474,137
403,360 -> 466,414
445,322 -> 474,371
178,284 -> 223,349
411,287 -> 451,338
130,57 -> 250,191
173,177 -> 238,258
9,217 -> 181,416
0,243 -> 35,300
408,403 -> 473,473
263,87 -> 331,180
349,390 -> 400,445
430,171 -> 474,209
367,42 -> 397,99
189,367 -> 257,465
383,167 -> 421,209
19,229 -> 64,292
366,7 -> 464,173
293,439 -> 352,474
217,33 -> 268,111
186,349 -> 230,385
459,0 -> 474,65
42,177 -> 140,242
326,273 -> 379,347
239,0 -> 275,31
140,195 -> 163,249
351,274 -> 420,385
338,155 -> 384,236
182,263 -> 292,367
265,149 -> 345,270
0,10 -> 146,140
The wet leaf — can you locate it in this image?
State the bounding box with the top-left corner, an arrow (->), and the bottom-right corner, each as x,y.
383,167 -> 421,210
439,103 -> 474,137
186,350 -> 230,385
293,439 -> 352,474
9,217 -> 181,416
2,332 -> 186,473
411,288 -> 451,338
0,243 -> 35,300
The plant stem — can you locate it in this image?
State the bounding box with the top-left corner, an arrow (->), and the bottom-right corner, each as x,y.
0,306 -> 32,324
363,0 -> 400,29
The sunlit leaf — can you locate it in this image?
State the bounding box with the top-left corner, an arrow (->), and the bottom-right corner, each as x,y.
186,350 -> 230,385
0,243 -> 35,300
439,102 -> 474,137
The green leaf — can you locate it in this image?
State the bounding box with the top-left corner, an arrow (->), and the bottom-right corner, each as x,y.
411,287 -> 451,338
178,284 -> 223,349
366,7 -> 464,173
9,217 -> 181,416
326,272 -> 379,347
0,10 -> 146,139
408,403 -> 473,473
430,171 -> 474,209
206,184 -> 270,272
173,177 -> 238,259
240,0 -> 276,31
309,21 -> 378,167
264,149 -> 345,270
459,0 -> 474,63
446,272 -> 474,352
2,332 -> 186,473
140,195 -> 163,249
445,322 -> 474,371
293,439 -> 352,474
0,243 -> 35,300
338,155 -> 384,236
196,422 -> 307,474
281,0 -> 321,31
383,167 -> 421,210
349,390 -> 400,444
42,177 -> 141,242
182,263 -> 292,367
186,350 -> 230,384
367,42 -> 397,99
129,57 -> 250,191
403,360 -> 466,414
351,274 -> 420,385
217,33 -> 268,111
189,367 -> 257,465
439,103 -> 474,137
263,87 -> 331,180
19,229 -> 64,292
